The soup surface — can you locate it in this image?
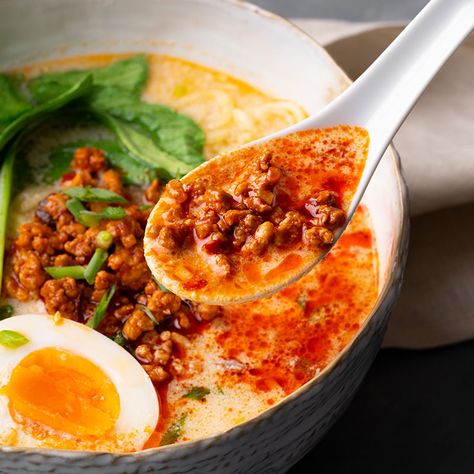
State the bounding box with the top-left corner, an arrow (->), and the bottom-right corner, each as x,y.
0,54 -> 378,449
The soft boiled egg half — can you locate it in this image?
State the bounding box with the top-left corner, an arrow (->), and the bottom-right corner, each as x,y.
0,314 -> 159,452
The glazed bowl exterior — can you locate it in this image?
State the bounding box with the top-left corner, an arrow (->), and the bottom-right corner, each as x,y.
0,0 -> 409,472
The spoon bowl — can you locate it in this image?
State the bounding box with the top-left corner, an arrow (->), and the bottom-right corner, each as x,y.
145,0 -> 474,304
145,125 -> 369,304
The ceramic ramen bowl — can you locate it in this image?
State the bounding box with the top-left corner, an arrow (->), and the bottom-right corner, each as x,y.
0,0 -> 409,472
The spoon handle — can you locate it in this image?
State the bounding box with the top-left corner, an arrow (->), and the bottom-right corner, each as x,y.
319,0 -> 474,216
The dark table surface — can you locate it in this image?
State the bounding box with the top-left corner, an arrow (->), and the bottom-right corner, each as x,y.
288,340 -> 474,473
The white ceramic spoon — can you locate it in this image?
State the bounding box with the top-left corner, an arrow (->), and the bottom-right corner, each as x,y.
145,0 -> 474,305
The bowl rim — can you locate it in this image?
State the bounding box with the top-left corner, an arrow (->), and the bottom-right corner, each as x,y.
0,0 -> 409,460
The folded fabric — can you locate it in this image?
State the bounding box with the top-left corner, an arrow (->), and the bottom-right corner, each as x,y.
293,19 -> 474,348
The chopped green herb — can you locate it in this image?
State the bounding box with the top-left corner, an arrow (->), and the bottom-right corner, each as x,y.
139,204 -> 153,212
183,386 -> 211,400
0,305 -> 14,321
139,304 -> 160,326
160,414 -> 187,446
216,385 -> 225,395
63,186 -> 128,204
44,265 -> 86,280
84,248 -> 109,285
0,330 -> 29,349
96,230 -> 113,249
87,284 -> 116,329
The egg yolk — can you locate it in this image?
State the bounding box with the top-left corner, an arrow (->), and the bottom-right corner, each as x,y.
4,347 -> 120,438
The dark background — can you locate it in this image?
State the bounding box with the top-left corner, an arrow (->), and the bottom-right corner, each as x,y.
249,1 -> 474,473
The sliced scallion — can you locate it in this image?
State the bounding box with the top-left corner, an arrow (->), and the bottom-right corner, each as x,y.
66,197 -> 87,225
87,283 -> 116,329
78,207 -> 127,227
84,248 -> 109,285
0,330 -> 29,349
63,186 -> 128,204
96,230 -> 113,249
66,197 -> 126,227
44,265 -> 85,280
139,304 -> 160,326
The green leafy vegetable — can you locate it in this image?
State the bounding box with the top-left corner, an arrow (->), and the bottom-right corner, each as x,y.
0,74 -> 31,126
0,144 -> 15,295
160,414 -> 187,446
89,88 -> 205,167
0,305 -> 14,321
0,74 -> 93,156
0,330 -> 29,349
97,113 -> 196,180
84,248 -> 109,285
48,140 -> 157,185
183,386 -> 211,400
27,55 -> 148,103
44,265 -> 86,280
78,207 -> 127,227
63,186 -> 128,204
25,55 -> 205,182
87,283 -> 117,329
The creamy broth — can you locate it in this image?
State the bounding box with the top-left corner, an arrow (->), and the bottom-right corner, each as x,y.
2,54 -> 378,448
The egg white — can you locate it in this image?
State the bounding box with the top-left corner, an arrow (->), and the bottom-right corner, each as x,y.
0,314 -> 159,452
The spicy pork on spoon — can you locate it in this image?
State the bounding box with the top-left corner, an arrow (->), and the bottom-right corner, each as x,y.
144,126 -> 368,304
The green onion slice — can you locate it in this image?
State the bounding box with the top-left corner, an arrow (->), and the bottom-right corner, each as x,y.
63,186 -> 128,204
84,248 -> 109,285
96,230 -> 113,249
78,207 -> 127,227
139,304 -> 160,326
0,330 -> 29,349
87,283 -> 116,329
66,197 -> 87,225
44,265 -> 85,280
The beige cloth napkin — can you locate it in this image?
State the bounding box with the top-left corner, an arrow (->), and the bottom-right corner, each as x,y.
293,19 -> 474,348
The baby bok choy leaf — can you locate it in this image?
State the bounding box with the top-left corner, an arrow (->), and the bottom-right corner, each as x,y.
27,55 -> 148,102
88,87 -> 205,168
0,74 -> 32,127
0,143 -> 15,295
97,113 -> 197,180
0,74 -> 93,156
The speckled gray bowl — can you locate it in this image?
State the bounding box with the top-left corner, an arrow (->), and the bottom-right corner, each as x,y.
0,0 -> 409,472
